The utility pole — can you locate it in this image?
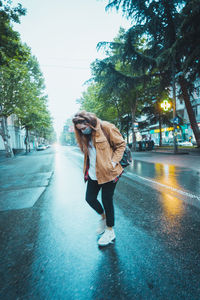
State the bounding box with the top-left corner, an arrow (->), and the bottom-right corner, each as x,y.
172,57 -> 178,154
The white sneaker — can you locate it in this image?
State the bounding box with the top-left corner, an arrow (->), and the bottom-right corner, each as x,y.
96,218 -> 106,235
98,228 -> 116,246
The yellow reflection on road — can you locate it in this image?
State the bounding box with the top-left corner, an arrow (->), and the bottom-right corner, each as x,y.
154,163 -> 184,222
162,193 -> 184,218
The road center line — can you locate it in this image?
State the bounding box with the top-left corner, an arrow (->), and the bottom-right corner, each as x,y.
125,171 -> 200,201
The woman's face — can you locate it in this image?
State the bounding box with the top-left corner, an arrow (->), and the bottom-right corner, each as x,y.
75,120 -> 89,131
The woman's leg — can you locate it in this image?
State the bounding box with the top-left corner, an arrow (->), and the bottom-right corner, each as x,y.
85,177 -> 104,215
101,181 -> 117,227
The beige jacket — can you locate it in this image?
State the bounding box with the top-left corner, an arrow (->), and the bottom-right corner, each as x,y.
83,118 -> 126,184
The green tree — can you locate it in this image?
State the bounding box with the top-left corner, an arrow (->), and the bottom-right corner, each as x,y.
0,1 -> 27,156
104,0 -> 200,146
90,27 -> 151,148
0,56 -> 30,156
78,83 -> 119,124
172,0 -> 200,82
16,97 -> 53,152
0,48 -> 53,155
0,0 -> 26,65
171,0 -> 200,147
14,55 -> 52,152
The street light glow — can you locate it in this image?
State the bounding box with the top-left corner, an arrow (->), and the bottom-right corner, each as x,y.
160,100 -> 172,111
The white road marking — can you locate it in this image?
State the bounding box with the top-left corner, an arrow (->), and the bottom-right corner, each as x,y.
125,172 -> 200,201
66,148 -> 200,201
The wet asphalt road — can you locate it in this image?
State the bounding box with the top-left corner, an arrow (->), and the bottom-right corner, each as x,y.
0,145 -> 200,300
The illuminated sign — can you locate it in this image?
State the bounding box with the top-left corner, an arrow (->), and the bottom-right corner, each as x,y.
153,127 -> 174,133
150,126 -> 179,134
160,100 -> 172,111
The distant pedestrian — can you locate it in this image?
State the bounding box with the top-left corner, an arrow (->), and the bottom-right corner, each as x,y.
72,110 -> 126,246
149,138 -> 155,150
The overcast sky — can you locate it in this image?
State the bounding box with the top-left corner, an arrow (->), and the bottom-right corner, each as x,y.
12,0 -> 132,135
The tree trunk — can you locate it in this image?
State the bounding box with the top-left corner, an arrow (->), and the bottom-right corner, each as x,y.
126,123 -> 129,144
179,76 -> 200,147
25,127 -> 29,154
0,116 -> 14,157
131,101 -> 137,151
114,100 -> 121,128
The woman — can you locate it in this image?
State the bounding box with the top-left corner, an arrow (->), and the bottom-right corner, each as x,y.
72,110 -> 126,246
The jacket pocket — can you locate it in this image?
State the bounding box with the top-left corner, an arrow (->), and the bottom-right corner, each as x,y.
110,161 -> 117,171
96,138 -> 107,150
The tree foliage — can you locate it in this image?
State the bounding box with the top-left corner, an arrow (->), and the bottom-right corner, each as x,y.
0,0 -> 26,65
0,46 -> 53,153
102,0 -> 200,146
173,0 -> 200,82
0,1 -> 55,156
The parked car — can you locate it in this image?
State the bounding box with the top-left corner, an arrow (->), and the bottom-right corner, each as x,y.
37,144 -> 46,151
168,140 -> 193,146
178,140 -> 193,147
169,140 -> 193,147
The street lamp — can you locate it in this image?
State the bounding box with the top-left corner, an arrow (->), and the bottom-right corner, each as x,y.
171,57 -> 181,154
160,99 -> 173,148
160,100 -> 172,111
160,98 -> 177,152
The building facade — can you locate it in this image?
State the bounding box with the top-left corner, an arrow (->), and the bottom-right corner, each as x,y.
0,114 -> 39,151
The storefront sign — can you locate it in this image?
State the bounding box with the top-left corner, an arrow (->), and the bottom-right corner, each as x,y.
150,126 -> 181,134
150,127 -> 174,134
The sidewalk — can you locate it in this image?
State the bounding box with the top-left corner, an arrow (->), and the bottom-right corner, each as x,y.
153,146 -> 200,155
132,150 -> 200,172
0,149 -> 54,212
0,150 -> 35,164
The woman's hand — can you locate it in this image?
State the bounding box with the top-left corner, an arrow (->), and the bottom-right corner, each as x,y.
111,161 -> 117,168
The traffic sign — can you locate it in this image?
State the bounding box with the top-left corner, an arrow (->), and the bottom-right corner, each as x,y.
173,117 -> 180,124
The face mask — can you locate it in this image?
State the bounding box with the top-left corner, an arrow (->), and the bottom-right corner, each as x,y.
81,127 -> 92,135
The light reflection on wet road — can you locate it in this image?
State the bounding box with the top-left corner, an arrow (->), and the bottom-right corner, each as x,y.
130,159 -> 200,196
0,145 -> 200,300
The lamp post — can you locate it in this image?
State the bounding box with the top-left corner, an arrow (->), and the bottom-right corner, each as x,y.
160,99 -> 172,148
172,60 -> 178,154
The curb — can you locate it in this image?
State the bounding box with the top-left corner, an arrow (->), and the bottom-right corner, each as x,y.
151,151 -> 189,155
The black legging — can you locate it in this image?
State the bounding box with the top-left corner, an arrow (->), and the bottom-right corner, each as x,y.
85,176 -> 117,227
